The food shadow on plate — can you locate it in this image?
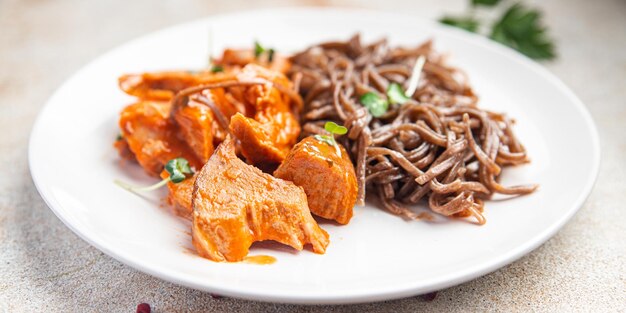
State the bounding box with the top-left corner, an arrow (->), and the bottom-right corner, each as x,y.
364,196 -> 483,226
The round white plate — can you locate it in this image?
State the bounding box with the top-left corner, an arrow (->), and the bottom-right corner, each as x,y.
29,8 -> 599,304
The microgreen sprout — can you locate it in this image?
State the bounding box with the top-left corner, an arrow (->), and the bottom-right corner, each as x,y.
115,157 -> 193,193
254,41 -> 265,57
360,92 -> 389,117
314,121 -> 348,155
254,41 -> 275,62
405,55 -> 426,97
387,83 -> 411,105
211,65 -> 224,73
360,81 -> 419,117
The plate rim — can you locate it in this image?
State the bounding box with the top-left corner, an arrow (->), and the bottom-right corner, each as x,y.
28,6 -> 601,304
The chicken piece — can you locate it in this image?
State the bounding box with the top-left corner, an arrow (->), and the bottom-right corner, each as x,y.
119,71 -> 205,100
229,66 -> 301,169
119,70 -> 237,100
170,87 -> 245,163
171,99 -> 215,163
274,137 -> 358,224
119,100 -> 201,176
229,113 -> 292,170
191,137 -> 329,262
161,170 -> 196,219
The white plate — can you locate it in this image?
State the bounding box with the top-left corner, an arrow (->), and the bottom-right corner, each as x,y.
29,8 -> 600,304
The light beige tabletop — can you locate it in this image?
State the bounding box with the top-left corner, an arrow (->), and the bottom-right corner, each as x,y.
1,0 -> 624,312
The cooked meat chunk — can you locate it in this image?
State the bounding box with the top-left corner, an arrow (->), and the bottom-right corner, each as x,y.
171,99 -> 215,163
191,136 -> 329,262
118,100 -> 201,176
274,137 -> 358,224
229,112 -> 290,168
229,66 -> 301,169
170,87 -> 243,163
161,170 -> 197,220
119,71 -> 206,100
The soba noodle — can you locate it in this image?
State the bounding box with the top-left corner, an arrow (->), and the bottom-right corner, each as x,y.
288,34 -> 537,224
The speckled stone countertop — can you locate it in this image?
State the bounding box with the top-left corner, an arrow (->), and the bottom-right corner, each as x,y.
0,0 -> 624,312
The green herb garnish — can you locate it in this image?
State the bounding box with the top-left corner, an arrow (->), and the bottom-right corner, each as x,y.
254,41 -> 276,62
440,16 -> 480,32
472,0 -> 500,6
115,157 -> 193,193
314,121 -> 348,155
360,92 -> 389,117
116,133 -> 123,141
387,83 -> 411,105
360,83 -> 413,117
211,65 -> 224,73
439,1 -> 556,60
490,4 -> 556,60
164,158 -> 192,183
254,41 -> 265,58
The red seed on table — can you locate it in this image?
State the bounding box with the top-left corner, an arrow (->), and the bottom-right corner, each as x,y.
136,303 -> 151,313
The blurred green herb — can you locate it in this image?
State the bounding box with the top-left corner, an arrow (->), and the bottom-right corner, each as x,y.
440,16 -> 480,32
439,1 -> 556,60
472,0 -> 501,6
490,4 -> 556,60
254,41 -> 265,57
254,41 -> 275,62
211,65 -> 224,73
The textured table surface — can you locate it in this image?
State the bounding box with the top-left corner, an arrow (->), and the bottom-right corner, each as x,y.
1,0 -> 624,312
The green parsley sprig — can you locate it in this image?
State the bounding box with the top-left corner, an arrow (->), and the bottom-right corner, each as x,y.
115,158 -> 193,193
440,1 -> 556,60
315,121 -> 348,155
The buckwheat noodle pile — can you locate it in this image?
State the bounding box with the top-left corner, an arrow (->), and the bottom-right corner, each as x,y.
288,34 -> 537,224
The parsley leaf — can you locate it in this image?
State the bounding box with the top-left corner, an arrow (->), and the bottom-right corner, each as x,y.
387,83 -> 411,105
440,16 -> 480,33
472,0 -> 500,6
490,3 -> 556,60
164,158 -> 192,183
360,92 -> 389,117
211,65 -> 224,73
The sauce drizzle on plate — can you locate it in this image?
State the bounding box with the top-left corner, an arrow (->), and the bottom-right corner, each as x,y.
243,255 -> 276,265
